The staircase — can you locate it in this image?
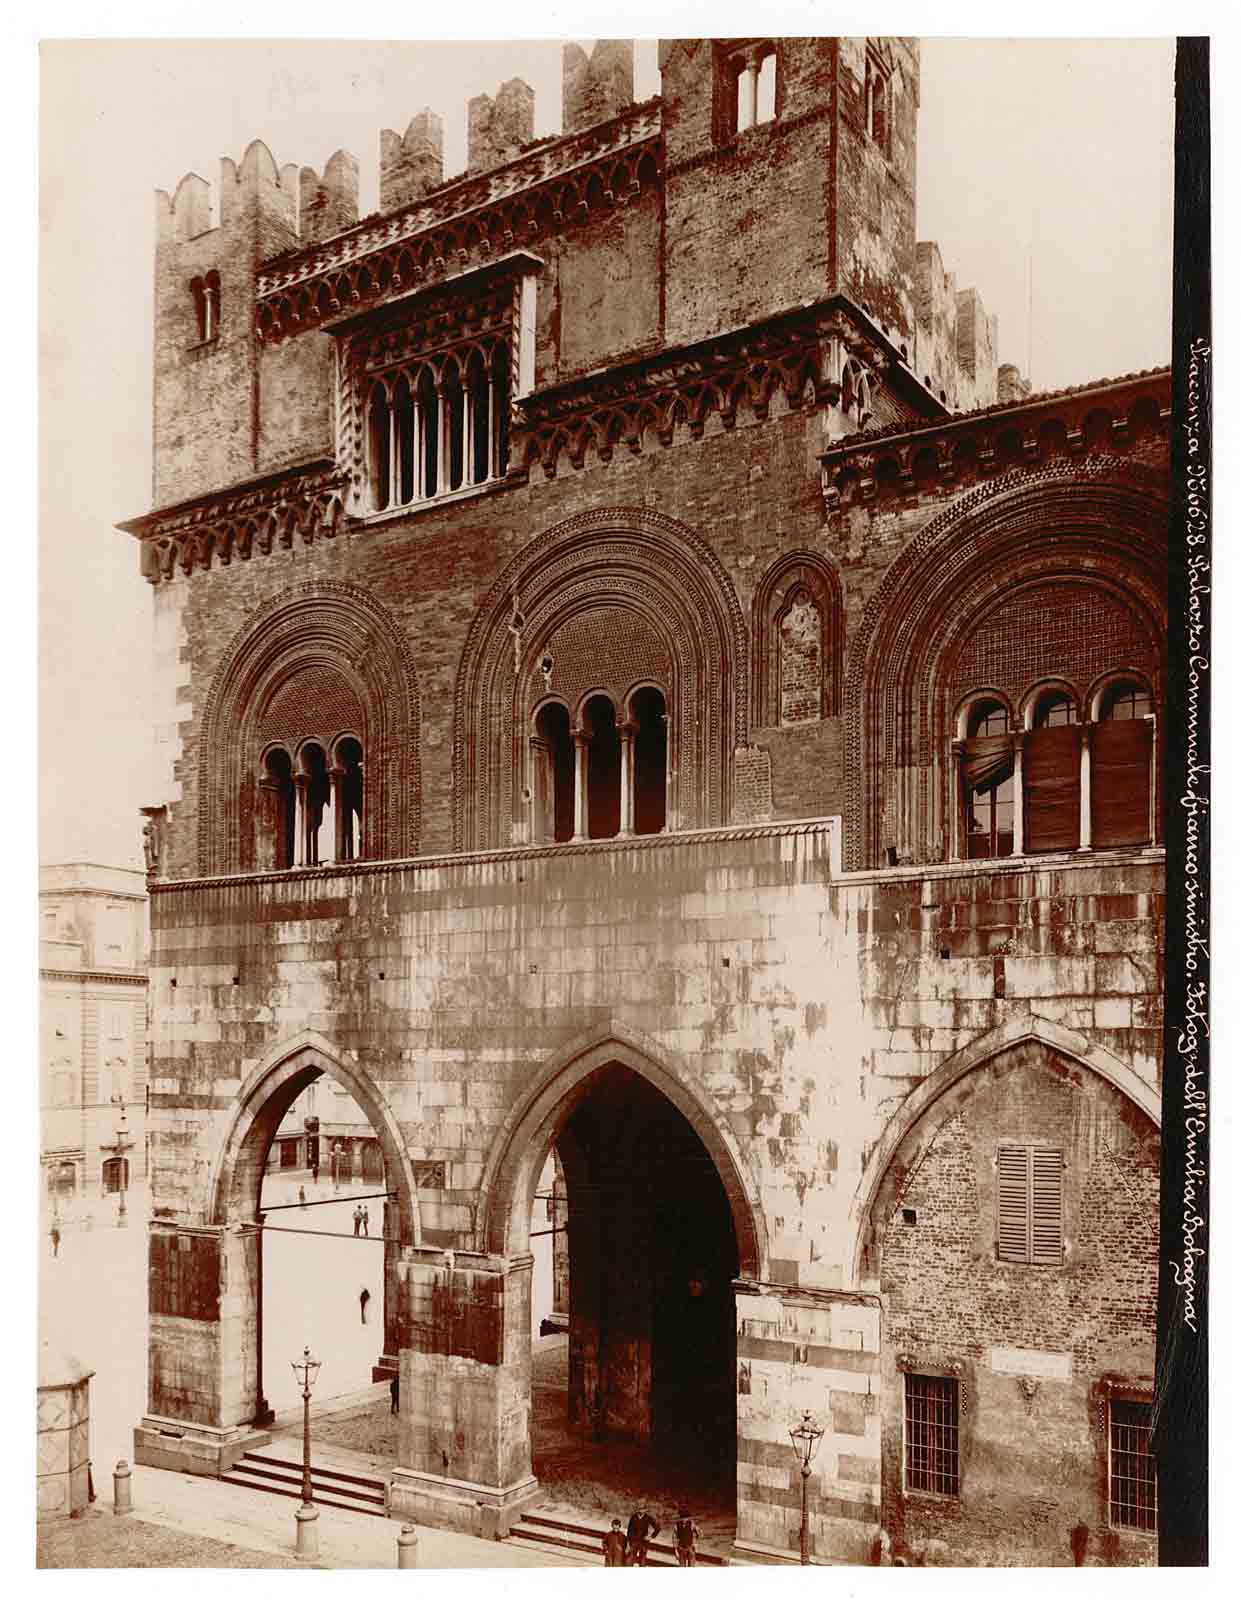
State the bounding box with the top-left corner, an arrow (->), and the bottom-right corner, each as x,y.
221,1451 -> 388,1519
506,1510 -> 727,1567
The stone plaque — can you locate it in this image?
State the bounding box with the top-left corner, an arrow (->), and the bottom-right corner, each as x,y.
988,1346 -> 1072,1382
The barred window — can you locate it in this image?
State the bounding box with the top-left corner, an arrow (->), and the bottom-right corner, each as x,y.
1109,1399 -> 1157,1532
904,1373 -> 960,1496
996,1143 -> 1064,1265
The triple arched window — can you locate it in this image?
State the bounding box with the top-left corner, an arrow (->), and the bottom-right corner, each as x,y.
954,675 -> 1156,861
530,687 -> 668,844
367,341 -> 509,512
260,736 -> 364,870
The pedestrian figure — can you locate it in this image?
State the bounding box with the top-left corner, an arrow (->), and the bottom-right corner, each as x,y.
50,1223 -> 61,1259
311,1161 -> 320,1185
674,1506 -> 699,1567
362,1205 -> 370,1237
298,1185 -> 307,1209
626,1506 -> 660,1566
390,1374 -> 400,1415
360,1285 -> 371,1325
602,1518 -> 627,1567
353,1205 -> 361,1236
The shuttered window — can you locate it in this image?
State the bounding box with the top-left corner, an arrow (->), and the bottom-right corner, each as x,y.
1092,717 -> 1153,848
1024,724 -> 1081,854
996,1144 -> 1064,1265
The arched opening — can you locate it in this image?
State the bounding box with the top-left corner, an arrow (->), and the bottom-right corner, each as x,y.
533,701 -> 574,843
1025,687 -> 1081,854
335,736 -> 364,861
367,382 -> 391,512
260,746 -> 295,870
961,699 -> 1014,860
523,1062 -> 740,1519
584,695 -> 621,840
630,686 -> 667,836
443,359 -> 465,492
417,368 -> 439,499
297,741 -> 334,866
208,1041 -> 418,1439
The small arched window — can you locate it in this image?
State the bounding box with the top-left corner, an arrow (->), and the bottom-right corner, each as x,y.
190,271 -> 221,343
960,700 -> 1014,860
532,703 -> 575,844
368,383 -> 392,512
261,747 -> 296,870
299,742 -> 333,866
336,737 -> 365,862
584,696 -> 621,841
1092,679 -> 1155,848
631,686 -> 668,836
1025,690 -> 1081,855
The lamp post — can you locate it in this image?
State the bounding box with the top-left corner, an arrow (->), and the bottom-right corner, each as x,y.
100,1095 -> 133,1228
789,1409 -> 825,1566
291,1345 -> 322,1559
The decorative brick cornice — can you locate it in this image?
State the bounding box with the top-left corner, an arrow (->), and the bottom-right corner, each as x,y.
148,817 -> 837,895
39,969 -> 149,987
118,458 -> 349,586
512,298 -> 893,481
255,101 -> 661,341
821,367 -> 1171,510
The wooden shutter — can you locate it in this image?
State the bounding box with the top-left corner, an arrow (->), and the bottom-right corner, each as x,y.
1092,718 -> 1153,847
996,1145 -> 1031,1262
1030,1148 -> 1064,1264
1024,725 -> 1081,853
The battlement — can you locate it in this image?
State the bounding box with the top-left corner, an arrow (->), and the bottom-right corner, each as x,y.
300,150 -> 360,245
156,139 -> 298,247
563,40 -> 635,133
468,77 -> 535,174
380,110 -> 444,212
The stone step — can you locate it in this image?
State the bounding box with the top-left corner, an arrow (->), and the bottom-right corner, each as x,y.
220,1469 -> 389,1519
511,1512 -> 726,1567
222,1453 -> 388,1519
242,1451 -> 387,1501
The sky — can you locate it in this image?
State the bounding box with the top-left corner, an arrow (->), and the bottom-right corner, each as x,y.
37,33 -> 1176,872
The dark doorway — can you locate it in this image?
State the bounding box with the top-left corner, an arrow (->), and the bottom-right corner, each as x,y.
560,1064 -> 738,1449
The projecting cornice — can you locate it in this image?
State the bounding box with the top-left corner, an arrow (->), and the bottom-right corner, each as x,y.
819,366 -> 1171,510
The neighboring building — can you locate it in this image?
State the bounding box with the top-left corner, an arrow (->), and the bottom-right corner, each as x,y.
40,864 -> 149,1200
121,39 -> 1165,1566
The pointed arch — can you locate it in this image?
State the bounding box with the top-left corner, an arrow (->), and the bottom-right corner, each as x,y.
476,1020 -> 767,1280
208,1029 -> 421,1246
752,549 -> 844,728
846,1016 -> 1160,1288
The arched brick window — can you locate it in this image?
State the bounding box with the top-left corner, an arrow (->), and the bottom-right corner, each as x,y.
457,509 -> 745,851
198,583 -> 419,874
957,697 -> 1014,860
752,552 -> 843,729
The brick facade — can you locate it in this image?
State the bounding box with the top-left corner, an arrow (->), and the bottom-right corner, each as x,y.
122,37 -> 1167,1566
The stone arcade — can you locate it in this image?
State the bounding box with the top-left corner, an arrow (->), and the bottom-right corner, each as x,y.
121,38 -> 1166,1566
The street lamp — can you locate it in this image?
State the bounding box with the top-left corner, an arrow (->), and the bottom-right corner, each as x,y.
291,1345 -> 323,1559
789,1409 -> 825,1566
101,1095 -> 133,1229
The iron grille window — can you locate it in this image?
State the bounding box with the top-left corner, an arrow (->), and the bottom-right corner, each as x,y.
904,1373 -> 960,1496
1109,1399 -> 1157,1532
997,1143 -> 1064,1265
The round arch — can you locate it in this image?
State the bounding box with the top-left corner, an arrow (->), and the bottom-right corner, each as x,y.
842,462 -> 1168,868
208,1029 -> 421,1246
452,507 -> 747,850
845,1016 -> 1160,1288
197,580 -> 422,873
476,1021 -> 767,1281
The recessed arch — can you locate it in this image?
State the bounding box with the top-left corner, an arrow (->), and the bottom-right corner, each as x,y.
846,1016 -> 1160,1289
843,462 -> 1168,868
197,580 -> 421,873
476,1020 -> 767,1281
453,507 -> 746,849
208,1029 -> 421,1247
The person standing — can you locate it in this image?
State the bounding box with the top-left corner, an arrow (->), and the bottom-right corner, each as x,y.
602,1519 -> 627,1567
362,1205 -> 370,1237
674,1507 -> 699,1567
626,1506 -> 660,1566
50,1222 -> 61,1259
359,1285 -> 371,1325
390,1373 -> 400,1415
353,1205 -> 362,1236
298,1185 -> 307,1209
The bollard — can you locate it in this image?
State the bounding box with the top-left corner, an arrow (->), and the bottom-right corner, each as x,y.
397,1523 -> 419,1568
113,1459 -> 133,1516
294,1502 -> 320,1560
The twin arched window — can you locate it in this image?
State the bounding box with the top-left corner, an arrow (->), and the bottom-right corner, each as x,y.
367,342 -> 509,512
956,677 -> 1156,861
260,736 -> 364,869
531,688 -> 668,844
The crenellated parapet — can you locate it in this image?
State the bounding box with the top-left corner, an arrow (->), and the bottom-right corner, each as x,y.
563,40 -> 635,133
819,368 -> 1171,511
254,99 -> 661,342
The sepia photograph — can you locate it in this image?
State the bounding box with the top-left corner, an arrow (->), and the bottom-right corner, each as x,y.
34,9 -> 1210,1575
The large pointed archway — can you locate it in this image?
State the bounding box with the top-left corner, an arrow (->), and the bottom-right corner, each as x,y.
478,1025 -> 767,1516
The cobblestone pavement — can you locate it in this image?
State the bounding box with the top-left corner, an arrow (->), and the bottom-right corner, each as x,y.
36,1507 -> 304,1569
